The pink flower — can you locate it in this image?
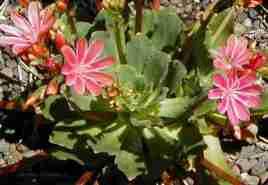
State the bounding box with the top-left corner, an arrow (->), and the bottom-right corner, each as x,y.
208,71 -> 262,125
213,35 -> 251,71
247,0 -> 263,8
0,2 -> 55,55
61,38 -> 115,95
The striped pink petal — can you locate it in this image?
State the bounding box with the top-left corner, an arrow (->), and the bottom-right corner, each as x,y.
10,12 -> 32,35
84,40 -> 104,64
87,72 -> 114,86
217,98 -> 229,114
76,38 -> 87,61
12,43 -> 31,54
61,46 -> 77,65
90,57 -> 115,70
230,98 -> 250,122
86,79 -> 102,95
0,24 -> 24,37
73,78 -> 86,95
213,74 -> 226,89
227,104 -> 240,125
0,36 -> 29,46
208,89 -> 222,99
39,9 -> 55,34
28,2 -> 40,33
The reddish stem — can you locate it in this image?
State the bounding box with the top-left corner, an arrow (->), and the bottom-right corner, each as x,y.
200,158 -> 245,185
151,0 -> 160,10
75,171 -> 95,185
135,0 -> 144,33
96,0 -> 103,11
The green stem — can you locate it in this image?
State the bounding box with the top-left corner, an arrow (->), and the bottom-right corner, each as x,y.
114,22 -> 127,64
135,0 -> 144,33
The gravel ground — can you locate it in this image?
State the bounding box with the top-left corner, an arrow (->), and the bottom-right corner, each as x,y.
225,139 -> 268,185
0,50 -> 29,100
236,6 -> 268,50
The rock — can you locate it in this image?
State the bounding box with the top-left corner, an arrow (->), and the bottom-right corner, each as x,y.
200,0 -> 210,9
237,11 -> 248,23
251,159 -> 267,176
248,8 -> 258,20
241,173 -> 260,185
231,164 -> 240,176
252,19 -> 261,29
240,145 -> 262,159
236,159 -> 257,173
243,18 -> 253,27
260,172 -> 268,185
185,4 -> 193,13
183,177 -> 194,185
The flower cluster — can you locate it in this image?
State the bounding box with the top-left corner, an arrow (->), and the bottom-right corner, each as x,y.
208,35 -> 266,126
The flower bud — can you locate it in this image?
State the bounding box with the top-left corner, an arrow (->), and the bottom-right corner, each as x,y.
30,44 -> 49,58
42,57 -> 62,73
56,0 -> 69,12
55,31 -> 66,50
18,0 -> 29,8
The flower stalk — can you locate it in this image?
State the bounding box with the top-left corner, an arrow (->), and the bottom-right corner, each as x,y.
151,0 -> 160,10
113,21 -> 127,64
135,0 -> 144,33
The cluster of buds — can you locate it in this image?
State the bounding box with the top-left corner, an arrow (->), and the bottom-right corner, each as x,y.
104,84 -> 123,111
102,0 -> 126,11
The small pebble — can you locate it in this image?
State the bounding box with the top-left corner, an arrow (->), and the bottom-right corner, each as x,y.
236,159 -> 256,173
251,160 -> 267,176
260,172 -> 268,184
248,8 -> 258,20
241,173 -> 260,185
243,18 -> 253,27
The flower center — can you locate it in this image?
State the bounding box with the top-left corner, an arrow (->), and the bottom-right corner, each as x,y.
223,88 -> 234,97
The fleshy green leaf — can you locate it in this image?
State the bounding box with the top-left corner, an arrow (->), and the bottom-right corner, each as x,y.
159,97 -> 193,118
142,125 -> 181,177
76,21 -> 92,37
126,35 -> 170,87
126,35 -> 154,75
191,100 -> 217,120
69,93 -> 95,111
151,8 -> 183,50
41,95 -> 72,121
143,50 -> 170,87
90,31 -> 119,61
203,134 -> 232,174
89,120 -> 146,178
165,60 -> 187,94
